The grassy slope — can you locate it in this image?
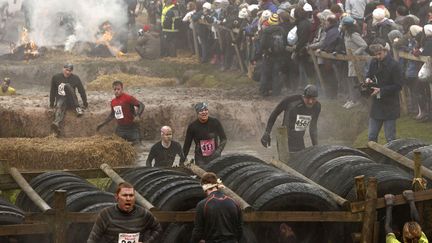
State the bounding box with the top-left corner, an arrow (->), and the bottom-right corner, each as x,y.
353,116 -> 432,147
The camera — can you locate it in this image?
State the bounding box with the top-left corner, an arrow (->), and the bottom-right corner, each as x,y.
359,76 -> 378,96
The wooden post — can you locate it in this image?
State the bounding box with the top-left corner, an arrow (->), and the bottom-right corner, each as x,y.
269,159 -> 350,208
100,163 -> 157,211
392,47 -> 408,115
307,48 -> 326,94
361,177 -> 377,243
187,164 -> 253,211
8,167 -> 51,212
276,126 -> 289,163
367,141 -> 432,180
355,175 -> 366,202
53,190 -> 67,243
228,30 -> 246,73
373,221 -> 380,243
413,151 -> 425,225
191,22 -> 200,61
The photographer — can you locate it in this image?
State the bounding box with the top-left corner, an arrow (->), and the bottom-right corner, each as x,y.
365,40 -> 402,143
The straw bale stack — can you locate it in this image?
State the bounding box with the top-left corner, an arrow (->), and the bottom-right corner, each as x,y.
0,135 -> 136,170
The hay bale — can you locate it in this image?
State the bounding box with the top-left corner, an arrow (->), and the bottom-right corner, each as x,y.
87,73 -> 177,91
0,135 -> 136,170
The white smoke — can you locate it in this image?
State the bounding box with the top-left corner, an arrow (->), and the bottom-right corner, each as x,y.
22,0 -> 129,47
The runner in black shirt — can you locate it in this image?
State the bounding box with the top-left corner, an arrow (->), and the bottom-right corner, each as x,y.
181,102 -> 227,166
146,126 -> 185,167
261,85 -> 321,152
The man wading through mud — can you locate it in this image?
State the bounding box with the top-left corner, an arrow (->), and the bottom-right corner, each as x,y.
261,84 -> 321,152
96,80 -> 144,145
146,125 -> 185,167
87,182 -> 162,243
181,102 -> 227,166
49,63 -> 88,135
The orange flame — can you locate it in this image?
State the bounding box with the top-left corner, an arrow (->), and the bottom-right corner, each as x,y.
96,23 -> 125,58
19,27 -> 39,59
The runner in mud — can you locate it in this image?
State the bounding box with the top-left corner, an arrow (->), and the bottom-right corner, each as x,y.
0,77 -> 16,95
87,182 -> 162,243
261,84 -> 320,152
49,63 -> 88,135
96,80 -> 144,145
181,102 -> 227,166
191,172 -> 243,243
384,190 -> 429,243
146,125 -> 185,167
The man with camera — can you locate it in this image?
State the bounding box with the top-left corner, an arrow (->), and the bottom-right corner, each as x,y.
365,40 -> 402,143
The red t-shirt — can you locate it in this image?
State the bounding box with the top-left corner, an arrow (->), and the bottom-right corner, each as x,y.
111,93 -> 140,126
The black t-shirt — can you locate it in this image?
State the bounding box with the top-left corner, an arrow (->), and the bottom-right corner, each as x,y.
265,95 -> 321,152
182,117 -> 227,163
146,141 -> 185,167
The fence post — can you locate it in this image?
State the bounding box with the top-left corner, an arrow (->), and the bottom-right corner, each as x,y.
361,177 -> 377,243
355,175 -> 366,202
413,151 -> 425,225
53,190 -> 67,243
307,48 -> 326,94
393,49 -> 408,115
228,29 -> 246,73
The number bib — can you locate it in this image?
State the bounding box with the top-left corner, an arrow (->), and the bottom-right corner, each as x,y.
118,232 -> 139,243
294,115 -> 312,131
114,105 -> 124,119
58,83 -> 66,96
200,138 -> 215,157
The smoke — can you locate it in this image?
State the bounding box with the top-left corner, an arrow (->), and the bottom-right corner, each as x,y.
22,0 -> 129,47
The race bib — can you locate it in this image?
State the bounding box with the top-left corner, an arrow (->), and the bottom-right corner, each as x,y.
114,105 -> 124,119
294,115 -> 312,131
118,233 -> 139,243
200,138 -> 215,157
58,83 -> 66,96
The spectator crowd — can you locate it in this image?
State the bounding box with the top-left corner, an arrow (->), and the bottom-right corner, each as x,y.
137,0 -> 432,122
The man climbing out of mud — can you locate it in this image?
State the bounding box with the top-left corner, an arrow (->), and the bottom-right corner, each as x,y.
261,84 -> 321,153
181,102 -> 227,166
49,63 -> 88,135
146,125 -> 185,167
190,172 -> 243,243
87,182 -> 162,243
0,77 -> 16,95
384,190 -> 429,243
96,80 -> 144,145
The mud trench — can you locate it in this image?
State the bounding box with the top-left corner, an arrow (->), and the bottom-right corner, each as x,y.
0,53 -> 369,165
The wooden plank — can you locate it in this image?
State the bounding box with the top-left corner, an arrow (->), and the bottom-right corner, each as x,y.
313,51 -> 371,61
8,167 -> 51,212
276,126 -> 289,163
187,164 -> 253,211
397,51 -> 428,62
269,159 -> 350,208
367,141 -> 432,180
351,188 -> 432,213
100,163 -> 157,211
361,177 -> 377,243
413,151 -> 424,191
0,223 -> 50,236
228,30 -> 246,73
53,190 -> 67,243
60,211 -> 364,223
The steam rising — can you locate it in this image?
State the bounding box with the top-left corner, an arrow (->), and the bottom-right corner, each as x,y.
9,0 -> 129,47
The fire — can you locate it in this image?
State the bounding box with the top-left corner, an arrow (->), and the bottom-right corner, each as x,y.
16,27 -> 39,60
96,22 -> 125,58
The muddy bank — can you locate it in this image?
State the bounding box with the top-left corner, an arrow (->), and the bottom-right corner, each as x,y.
0,87 -> 369,145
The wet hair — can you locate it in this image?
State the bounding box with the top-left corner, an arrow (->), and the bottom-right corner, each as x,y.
112,80 -> 123,88
201,172 -> 218,185
116,182 -> 134,195
403,221 -> 422,242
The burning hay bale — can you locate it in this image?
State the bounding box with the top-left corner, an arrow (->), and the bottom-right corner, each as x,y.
0,135 -> 136,170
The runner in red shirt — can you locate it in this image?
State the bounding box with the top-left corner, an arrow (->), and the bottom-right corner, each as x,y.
96,80 -> 145,144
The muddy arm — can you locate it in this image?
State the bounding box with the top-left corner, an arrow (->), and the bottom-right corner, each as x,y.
96,111 -> 114,131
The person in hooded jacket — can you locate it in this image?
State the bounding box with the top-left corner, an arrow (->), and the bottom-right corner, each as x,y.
257,13 -> 285,96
